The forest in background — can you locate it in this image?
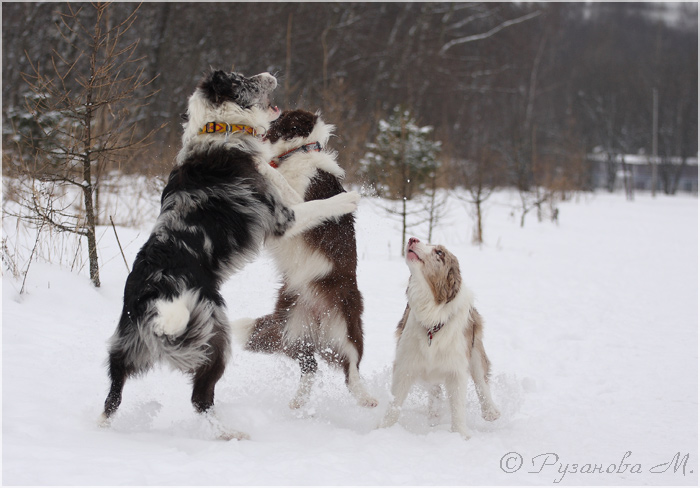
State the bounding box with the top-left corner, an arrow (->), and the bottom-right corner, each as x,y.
1,2 -> 697,288
3,2 -> 697,188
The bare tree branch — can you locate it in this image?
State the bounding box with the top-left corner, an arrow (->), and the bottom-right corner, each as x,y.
439,10 -> 541,55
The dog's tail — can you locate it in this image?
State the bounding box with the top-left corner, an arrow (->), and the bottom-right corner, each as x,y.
231,315 -> 284,353
152,290 -> 198,339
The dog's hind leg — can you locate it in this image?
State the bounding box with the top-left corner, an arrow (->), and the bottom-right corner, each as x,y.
469,339 -> 501,421
191,338 -> 227,414
344,357 -> 378,408
327,333 -> 377,408
101,322 -> 148,426
321,293 -> 377,407
319,339 -> 377,407
191,308 -> 231,413
189,332 -> 249,441
191,325 -> 249,441
191,359 -> 225,414
468,311 -> 500,422
100,348 -> 135,426
274,303 -> 318,409
288,342 -> 318,409
344,302 -> 378,408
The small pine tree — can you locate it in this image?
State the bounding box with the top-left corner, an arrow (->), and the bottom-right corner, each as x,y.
3,91 -> 67,171
361,106 -> 442,254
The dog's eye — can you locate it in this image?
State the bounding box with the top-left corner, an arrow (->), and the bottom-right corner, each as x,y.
434,249 -> 443,258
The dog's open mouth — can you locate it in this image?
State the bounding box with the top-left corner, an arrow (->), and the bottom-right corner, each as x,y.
407,249 -> 422,262
260,94 -> 280,120
267,104 -> 280,121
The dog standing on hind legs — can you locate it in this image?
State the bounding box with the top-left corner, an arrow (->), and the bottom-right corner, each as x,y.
233,110 -> 377,409
100,72 -> 360,440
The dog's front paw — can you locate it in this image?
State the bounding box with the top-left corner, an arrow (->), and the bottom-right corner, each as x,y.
379,405 -> 400,429
482,406 -> 501,422
330,191 -> 360,215
218,430 -> 250,441
344,190 -> 361,205
451,424 -> 472,440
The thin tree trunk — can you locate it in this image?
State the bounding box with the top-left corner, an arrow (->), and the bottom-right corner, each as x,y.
401,197 -> 407,257
426,169 -> 438,242
321,24 -> 330,113
82,100 -> 99,286
84,5 -> 102,287
285,11 -> 293,110
475,197 -> 483,245
84,183 -> 100,287
400,111 -> 408,256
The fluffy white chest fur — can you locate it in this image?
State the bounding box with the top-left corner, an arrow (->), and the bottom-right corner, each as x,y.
395,284 -> 474,383
264,151 -> 345,292
275,151 -> 343,196
268,235 -> 333,292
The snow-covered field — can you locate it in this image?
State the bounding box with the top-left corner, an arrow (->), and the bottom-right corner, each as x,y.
2,186 -> 698,485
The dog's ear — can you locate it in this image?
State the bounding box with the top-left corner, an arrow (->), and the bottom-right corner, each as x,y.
209,70 -> 232,104
267,109 -> 317,143
198,69 -> 234,105
443,265 -> 462,303
431,256 -> 462,304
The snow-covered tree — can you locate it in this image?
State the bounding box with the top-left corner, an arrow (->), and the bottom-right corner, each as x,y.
3,91 -> 69,170
360,105 -> 442,254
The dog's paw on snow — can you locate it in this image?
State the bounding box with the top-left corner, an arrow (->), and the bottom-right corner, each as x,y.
357,396 -> 379,408
481,405 -> 501,422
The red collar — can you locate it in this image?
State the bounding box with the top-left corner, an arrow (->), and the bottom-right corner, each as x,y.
427,322 -> 445,346
270,142 -> 322,168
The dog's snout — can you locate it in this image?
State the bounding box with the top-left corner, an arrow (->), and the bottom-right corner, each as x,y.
408,237 -> 419,247
252,72 -> 277,90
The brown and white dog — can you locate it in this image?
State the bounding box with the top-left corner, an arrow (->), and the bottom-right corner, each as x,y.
380,237 -> 500,439
233,110 -> 377,409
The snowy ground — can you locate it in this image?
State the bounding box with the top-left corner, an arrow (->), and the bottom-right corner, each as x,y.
2,187 -> 698,485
